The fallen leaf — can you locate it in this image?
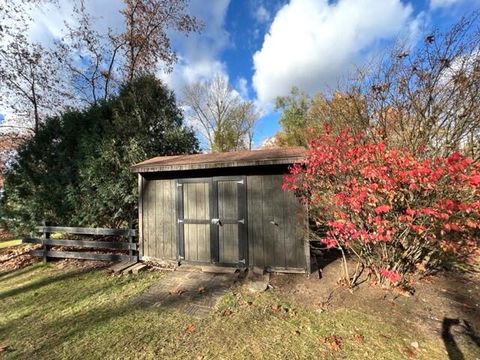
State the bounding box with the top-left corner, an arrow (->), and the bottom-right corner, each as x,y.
222,309 -> 232,316
185,324 -> 196,333
324,335 -> 342,352
271,304 -> 281,312
197,287 -> 205,294
352,334 -> 365,344
403,347 -> 417,359
169,288 -> 185,296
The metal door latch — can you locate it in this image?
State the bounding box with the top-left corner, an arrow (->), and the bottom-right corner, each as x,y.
211,218 -> 221,225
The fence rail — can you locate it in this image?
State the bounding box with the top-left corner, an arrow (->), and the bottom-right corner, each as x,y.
23,225 -> 137,262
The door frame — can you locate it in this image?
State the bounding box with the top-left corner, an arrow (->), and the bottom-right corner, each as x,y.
175,176 -> 247,267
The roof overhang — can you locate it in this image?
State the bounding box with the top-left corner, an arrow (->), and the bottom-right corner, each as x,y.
130,147 -> 306,173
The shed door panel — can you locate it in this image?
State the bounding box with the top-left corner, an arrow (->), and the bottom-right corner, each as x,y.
183,182 -> 211,262
217,180 -> 240,264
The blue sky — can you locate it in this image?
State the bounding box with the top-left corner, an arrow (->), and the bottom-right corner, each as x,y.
161,0 -> 478,146
3,0 -> 480,147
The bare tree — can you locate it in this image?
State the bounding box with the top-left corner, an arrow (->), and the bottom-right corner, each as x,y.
56,2 -> 123,105
356,13 -> 480,157
1,0 -> 201,128
182,74 -> 259,152
121,0 -> 201,81
0,0 -> 69,134
279,13 -> 480,158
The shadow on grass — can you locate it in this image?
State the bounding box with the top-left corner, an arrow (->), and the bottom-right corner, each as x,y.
0,263 -> 39,282
0,266 -> 243,358
0,264 -> 108,301
2,272 -> 235,357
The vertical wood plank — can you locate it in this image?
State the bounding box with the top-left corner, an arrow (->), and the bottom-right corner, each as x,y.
197,182 -> 207,261
154,180 -> 160,259
247,176 -> 264,267
145,180 -> 156,259
218,181 -> 238,263
138,174 -> 144,259
184,183 -> 191,260
271,175 -> 286,268
164,180 -> 172,259
262,176 -> 276,267
284,188 -> 298,268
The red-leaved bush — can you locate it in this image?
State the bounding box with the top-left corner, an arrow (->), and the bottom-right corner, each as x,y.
283,129 -> 480,285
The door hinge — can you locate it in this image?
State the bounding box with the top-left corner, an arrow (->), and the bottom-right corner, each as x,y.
238,219 -> 245,224
176,183 -> 183,187
238,259 -> 246,265
177,219 -> 184,223
237,179 -> 244,185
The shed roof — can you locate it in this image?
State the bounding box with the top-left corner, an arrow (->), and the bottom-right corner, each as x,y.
131,147 -> 306,173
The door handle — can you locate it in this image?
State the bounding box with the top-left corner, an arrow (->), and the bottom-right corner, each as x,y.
211,218 -> 222,226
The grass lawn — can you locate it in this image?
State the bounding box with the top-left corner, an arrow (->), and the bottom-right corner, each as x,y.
0,263 -> 473,359
0,240 -> 22,249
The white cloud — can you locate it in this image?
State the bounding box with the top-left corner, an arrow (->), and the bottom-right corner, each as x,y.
160,0 -> 231,96
26,0 -> 125,46
254,5 -> 271,23
430,0 -> 464,9
252,0 -> 416,103
236,77 -> 249,98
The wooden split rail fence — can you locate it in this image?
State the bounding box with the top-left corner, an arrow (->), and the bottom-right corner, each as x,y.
23,226 -> 137,263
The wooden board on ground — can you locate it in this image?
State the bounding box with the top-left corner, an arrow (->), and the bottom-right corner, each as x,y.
123,263 -> 147,275
109,260 -> 137,274
201,266 -> 237,274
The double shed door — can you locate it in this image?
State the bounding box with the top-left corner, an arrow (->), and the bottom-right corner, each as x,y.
177,177 -> 246,266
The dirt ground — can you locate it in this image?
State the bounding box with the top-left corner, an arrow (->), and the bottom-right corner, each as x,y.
270,254 -> 480,359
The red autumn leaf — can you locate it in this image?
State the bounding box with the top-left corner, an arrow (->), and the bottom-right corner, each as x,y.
380,268 -> 401,283
323,335 -> 342,352
375,205 -> 391,215
283,127 -> 480,285
185,324 -> 196,333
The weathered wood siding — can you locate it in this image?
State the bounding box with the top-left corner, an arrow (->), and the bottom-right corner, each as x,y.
141,178 -> 177,260
139,173 -> 307,271
183,182 -> 210,262
247,175 -> 306,270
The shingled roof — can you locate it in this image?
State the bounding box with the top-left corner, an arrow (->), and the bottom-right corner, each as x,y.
131,146 -> 306,173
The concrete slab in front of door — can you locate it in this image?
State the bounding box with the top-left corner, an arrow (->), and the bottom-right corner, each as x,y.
133,271 -> 240,318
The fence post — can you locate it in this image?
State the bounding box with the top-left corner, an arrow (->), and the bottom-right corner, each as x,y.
42,220 -> 50,263
128,220 -> 134,262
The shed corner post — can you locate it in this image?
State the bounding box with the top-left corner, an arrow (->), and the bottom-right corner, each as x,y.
304,202 -> 311,277
138,173 -> 144,261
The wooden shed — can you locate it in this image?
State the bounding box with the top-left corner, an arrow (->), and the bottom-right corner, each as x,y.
131,147 -> 310,273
